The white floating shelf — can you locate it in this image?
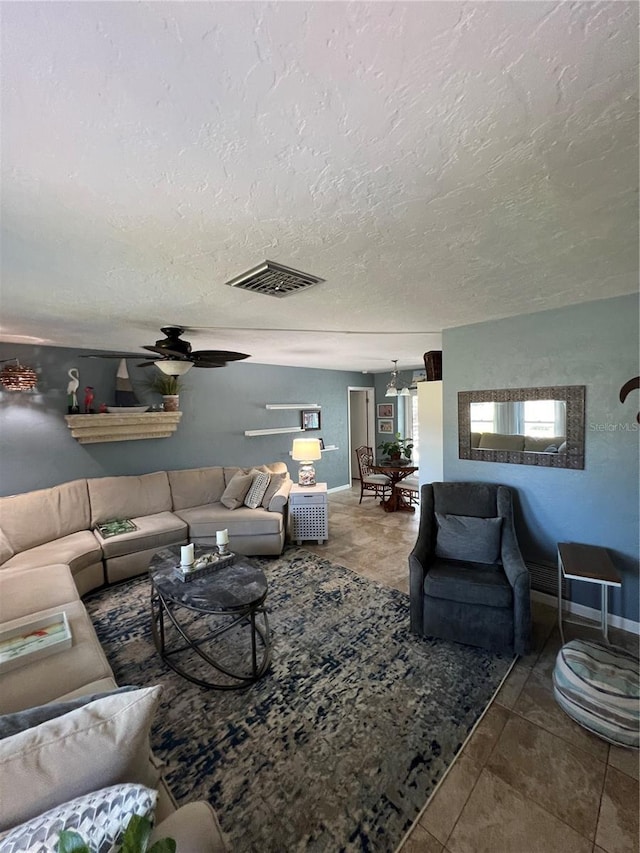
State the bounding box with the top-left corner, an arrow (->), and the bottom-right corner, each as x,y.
289,445 -> 338,456
244,427 -> 304,437
265,404 -> 321,410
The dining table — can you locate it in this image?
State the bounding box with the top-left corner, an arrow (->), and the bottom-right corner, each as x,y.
369,461 -> 418,513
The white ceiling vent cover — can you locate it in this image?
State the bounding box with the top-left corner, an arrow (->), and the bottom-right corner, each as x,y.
225,261 -> 325,298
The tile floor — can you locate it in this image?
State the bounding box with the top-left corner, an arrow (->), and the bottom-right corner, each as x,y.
302,485 -> 639,853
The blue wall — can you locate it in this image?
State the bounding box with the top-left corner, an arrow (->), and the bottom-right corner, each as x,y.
0,343 -> 372,495
443,293 -> 639,624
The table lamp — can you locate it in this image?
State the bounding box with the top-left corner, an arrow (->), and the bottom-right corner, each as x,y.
291,438 -> 322,486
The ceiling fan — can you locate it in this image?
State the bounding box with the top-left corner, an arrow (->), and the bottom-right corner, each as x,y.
85,327 -> 250,374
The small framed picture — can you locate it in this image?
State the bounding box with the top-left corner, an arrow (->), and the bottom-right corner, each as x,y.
377,403 -> 394,418
378,418 -> 394,433
301,410 -> 321,430
318,437 -> 325,449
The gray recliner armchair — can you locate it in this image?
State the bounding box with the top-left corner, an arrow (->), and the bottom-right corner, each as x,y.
409,482 -> 531,656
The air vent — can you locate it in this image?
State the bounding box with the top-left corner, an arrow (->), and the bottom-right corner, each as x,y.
225,261 -> 325,298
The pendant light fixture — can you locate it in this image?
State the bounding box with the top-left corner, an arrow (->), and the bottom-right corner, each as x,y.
385,360 -> 410,397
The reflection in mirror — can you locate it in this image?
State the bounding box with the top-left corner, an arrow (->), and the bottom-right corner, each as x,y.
469,400 -> 567,453
459,386 -> 585,469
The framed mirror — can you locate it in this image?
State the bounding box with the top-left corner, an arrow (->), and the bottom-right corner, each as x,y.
458,385 -> 585,469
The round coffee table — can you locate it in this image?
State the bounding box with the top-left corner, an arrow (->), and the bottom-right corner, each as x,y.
149,545 -> 271,690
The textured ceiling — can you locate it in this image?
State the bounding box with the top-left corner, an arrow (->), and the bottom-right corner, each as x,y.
1,1 -> 637,372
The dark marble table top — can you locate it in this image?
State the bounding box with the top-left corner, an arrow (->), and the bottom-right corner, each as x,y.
149,545 -> 268,613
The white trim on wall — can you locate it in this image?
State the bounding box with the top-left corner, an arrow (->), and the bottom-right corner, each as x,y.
531,590 -> 640,636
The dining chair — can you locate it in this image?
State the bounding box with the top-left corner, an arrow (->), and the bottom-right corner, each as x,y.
355,446 -> 392,504
397,475 -> 419,506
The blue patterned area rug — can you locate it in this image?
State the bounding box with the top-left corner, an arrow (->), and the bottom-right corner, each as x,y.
85,548 -> 513,853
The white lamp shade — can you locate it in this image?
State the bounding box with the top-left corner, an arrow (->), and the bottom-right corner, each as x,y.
291,438 -> 322,461
385,386 -> 398,397
155,360 -> 193,376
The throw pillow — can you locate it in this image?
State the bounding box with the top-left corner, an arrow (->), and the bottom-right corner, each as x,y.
0,685 -> 162,832
267,476 -> 293,512
220,472 -> 253,510
0,685 -> 138,740
0,783 -> 157,853
261,472 -> 288,508
244,471 -> 271,509
435,513 -> 503,564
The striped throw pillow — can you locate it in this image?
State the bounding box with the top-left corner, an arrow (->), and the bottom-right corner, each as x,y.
244,471 -> 271,509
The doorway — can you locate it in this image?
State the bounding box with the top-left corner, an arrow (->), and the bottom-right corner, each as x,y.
347,387 -> 376,483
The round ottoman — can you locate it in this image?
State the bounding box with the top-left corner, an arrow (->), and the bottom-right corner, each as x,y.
553,638 -> 639,748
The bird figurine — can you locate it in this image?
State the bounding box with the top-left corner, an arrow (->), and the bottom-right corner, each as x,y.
66,368 -> 80,414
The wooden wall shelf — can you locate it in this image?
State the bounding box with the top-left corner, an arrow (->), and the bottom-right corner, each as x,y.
65,412 -> 182,444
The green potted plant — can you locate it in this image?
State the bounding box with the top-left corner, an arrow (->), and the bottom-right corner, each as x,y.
57,815 -> 175,853
378,432 -> 414,463
141,373 -> 184,413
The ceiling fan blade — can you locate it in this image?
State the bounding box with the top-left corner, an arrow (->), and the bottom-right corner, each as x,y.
191,350 -> 250,362
82,353 -> 144,359
137,361 -> 160,368
192,361 -> 226,368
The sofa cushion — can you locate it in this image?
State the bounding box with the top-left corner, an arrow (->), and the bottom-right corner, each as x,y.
175,503 -> 284,538
261,472 -> 288,508
223,462 -> 289,485
0,530 -> 103,576
0,479 -> 90,555
0,564 -> 79,624
478,433 -> 525,451
244,471 -> 271,509
167,466 -> 226,511
523,434 -> 566,452
0,686 -> 137,740
0,530 -> 14,566
0,600 -> 114,715
0,686 -> 162,832
0,784 -> 158,853
88,471 -> 172,527
424,561 -> 513,609
94,511 -> 187,559
435,513 -> 502,564
220,472 -> 253,510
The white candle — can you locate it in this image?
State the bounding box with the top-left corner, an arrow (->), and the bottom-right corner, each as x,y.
216,529 -> 229,546
181,543 -> 194,565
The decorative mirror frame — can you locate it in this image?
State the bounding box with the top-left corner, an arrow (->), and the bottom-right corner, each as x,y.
458,385 -> 585,469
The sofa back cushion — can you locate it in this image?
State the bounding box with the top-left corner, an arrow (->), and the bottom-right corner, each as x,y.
88,472 -> 172,526
0,529 -> 15,566
0,479 -> 90,555
223,461 -> 288,485
478,432 -> 525,451
167,467 -> 226,511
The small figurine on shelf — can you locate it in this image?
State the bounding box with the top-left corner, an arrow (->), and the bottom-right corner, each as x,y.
83,386 -> 95,414
99,402 -> 108,414
66,368 -> 80,414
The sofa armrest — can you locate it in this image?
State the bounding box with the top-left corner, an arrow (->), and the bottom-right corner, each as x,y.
498,489 -> 532,656
267,477 -> 292,512
151,802 -> 228,853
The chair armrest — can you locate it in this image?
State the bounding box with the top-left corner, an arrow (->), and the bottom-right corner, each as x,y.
151,802 -> 228,853
408,485 -> 435,635
498,489 -> 532,656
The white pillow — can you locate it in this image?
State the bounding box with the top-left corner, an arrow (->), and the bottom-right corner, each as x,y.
0,685 -> 162,832
0,784 -> 157,853
244,471 -> 271,509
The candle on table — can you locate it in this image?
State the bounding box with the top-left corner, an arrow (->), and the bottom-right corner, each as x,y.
216,529 -> 229,546
181,543 -> 194,565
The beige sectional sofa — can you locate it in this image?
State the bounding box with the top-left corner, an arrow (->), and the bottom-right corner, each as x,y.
0,562 -> 227,851
0,462 -> 293,850
0,462 -> 292,590
470,432 -> 566,452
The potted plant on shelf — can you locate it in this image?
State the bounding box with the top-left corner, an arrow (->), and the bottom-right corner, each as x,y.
378,433 -> 414,463
143,373 -> 184,412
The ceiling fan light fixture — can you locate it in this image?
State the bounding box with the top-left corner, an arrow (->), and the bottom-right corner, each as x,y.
155,360 -> 193,376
